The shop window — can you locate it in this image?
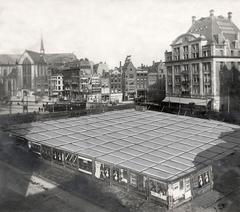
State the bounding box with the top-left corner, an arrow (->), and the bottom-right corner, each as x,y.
130,173 -> 137,187
198,171 -> 210,188
78,156 -> 92,175
112,168 -> 128,183
95,161 -> 110,180
179,179 -> 184,190
29,142 -> 41,155
137,175 -> 147,191
149,179 -> 167,200
64,152 -> 78,168
41,145 -> 52,160
53,149 -> 63,163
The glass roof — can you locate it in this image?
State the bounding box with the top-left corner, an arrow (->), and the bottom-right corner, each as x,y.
8,109 -> 240,182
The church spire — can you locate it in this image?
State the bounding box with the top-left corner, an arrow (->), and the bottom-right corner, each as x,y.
40,35 -> 45,55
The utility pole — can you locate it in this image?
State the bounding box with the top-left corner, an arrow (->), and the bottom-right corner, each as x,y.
227,87 -> 230,113
168,92 -> 170,108
9,100 -> 12,115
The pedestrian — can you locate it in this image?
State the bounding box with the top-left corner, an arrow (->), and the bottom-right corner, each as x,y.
38,107 -> 41,113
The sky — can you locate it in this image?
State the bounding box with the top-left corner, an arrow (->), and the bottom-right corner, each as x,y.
0,0 -> 240,68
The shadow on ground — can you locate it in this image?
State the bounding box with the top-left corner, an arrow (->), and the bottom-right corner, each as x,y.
193,127 -> 240,212
0,124 -> 130,212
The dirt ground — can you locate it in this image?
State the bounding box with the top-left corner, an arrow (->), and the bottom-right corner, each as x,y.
1,130 -> 240,212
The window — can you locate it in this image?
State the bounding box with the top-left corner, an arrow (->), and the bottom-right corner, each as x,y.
78,156 -> 92,175
112,168 -> 128,183
198,171 -> 210,188
95,161 -> 110,180
29,142 -> 41,155
53,148 -> 63,163
174,66 -> 180,75
130,173 -> 137,187
183,64 -> 189,73
149,179 -> 167,200
41,145 -> 52,160
203,63 -> 211,73
192,63 -> 199,74
173,47 -> 180,60
64,152 -> 78,168
183,46 -> 189,59
179,179 -> 183,190
191,44 -> 199,58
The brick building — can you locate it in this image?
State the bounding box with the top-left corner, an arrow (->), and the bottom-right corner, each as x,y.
122,56 -> 137,100
109,67 -> 123,103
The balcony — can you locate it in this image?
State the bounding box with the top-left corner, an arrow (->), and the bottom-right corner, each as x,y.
192,81 -> 200,86
204,81 -> 211,85
181,81 -> 190,86
203,69 -> 211,74
175,81 -> 181,86
71,81 -> 79,85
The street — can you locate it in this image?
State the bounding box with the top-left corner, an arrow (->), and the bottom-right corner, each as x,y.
0,131 -> 119,212
1,128 -> 240,212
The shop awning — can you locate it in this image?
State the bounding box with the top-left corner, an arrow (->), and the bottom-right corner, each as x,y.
162,97 -> 211,106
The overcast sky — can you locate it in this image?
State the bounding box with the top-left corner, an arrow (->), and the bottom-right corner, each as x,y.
0,0 -> 240,67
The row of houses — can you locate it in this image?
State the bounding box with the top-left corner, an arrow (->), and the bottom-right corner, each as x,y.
0,42 -> 166,104
49,55 -> 165,104
1,10 -> 240,111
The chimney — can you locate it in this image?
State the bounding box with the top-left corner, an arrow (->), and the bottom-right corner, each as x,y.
119,61 -> 122,68
210,9 -> 214,17
192,16 -> 196,23
228,12 -> 232,21
152,61 -> 155,65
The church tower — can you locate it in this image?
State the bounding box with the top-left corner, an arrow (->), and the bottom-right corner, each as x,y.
40,36 -> 45,56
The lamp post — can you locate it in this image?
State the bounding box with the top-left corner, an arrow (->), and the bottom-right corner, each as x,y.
227,87 -> 230,113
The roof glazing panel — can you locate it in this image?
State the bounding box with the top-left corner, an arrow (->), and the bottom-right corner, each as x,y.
10,109 -> 239,182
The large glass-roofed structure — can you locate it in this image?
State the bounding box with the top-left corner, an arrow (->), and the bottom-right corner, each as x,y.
7,109 -> 240,208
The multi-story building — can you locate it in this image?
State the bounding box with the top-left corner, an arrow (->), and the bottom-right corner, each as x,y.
93,62 -> 109,76
109,68 -> 123,103
122,56 -> 137,100
136,66 -> 148,98
49,74 -> 63,98
56,60 -> 80,101
79,58 -> 93,75
101,72 -> 110,103
88,74 -> 102,103
164,10 -> 240,111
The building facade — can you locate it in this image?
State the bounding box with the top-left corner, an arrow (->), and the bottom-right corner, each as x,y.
109,68 -> 123,103
49,74 -> 63,98
93,62 -> 109,76
164,10 -> 240,111
0,39 -> 77,101
101,72 -> 110,103
136,66 -> 148,99
0,55 -> 20,99
122,56 -> 137,101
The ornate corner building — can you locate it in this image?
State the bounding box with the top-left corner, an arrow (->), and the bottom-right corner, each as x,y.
164,10 -> 240,111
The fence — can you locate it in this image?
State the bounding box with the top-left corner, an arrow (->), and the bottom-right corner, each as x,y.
0,103 -> 135,127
